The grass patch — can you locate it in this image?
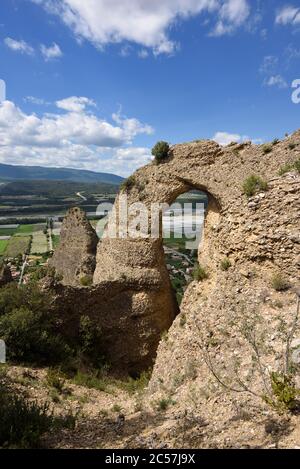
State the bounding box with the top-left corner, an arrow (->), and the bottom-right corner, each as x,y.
220,257 -> 232,271
278,164 -> 294,176
278,158 -> 300,175
72,371 -> 111,392
72,369 -> 151,396
294,159 -> 300,173
243,175 -> 268,197
156,397 -> 175,411
193,263 -> 208,281
80,275 -> 93,287
271,273 -> 290,292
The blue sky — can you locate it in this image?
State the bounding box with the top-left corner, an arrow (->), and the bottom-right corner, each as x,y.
0,0 -> 300,176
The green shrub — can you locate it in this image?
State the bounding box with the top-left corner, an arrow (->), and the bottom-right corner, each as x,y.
243,175 -> 268,197
271,273 -> 290,292
72,371 -> 108,392
265,372 -> 300,412
0,283 -> 108,370
193,264 -> 208,281
46,369 -> 65,393
0,283 -> 71,365
272,139 -> 280,145
79,316 -> 103,367
0,371 -> 76,448
118,370 -> 151,395
278,164 -> 293,176
151,141 -> 170,163
120,175 -> 135,192
179,314 -> 187,327
220,257 -> 231,271
0,306 -> 71,364
30,266 -> 62,283
157,397 -> 174,411
112,404 -> 122,413
262,144 -> 273,154
294,159 -> 300,173
288,142 -> 296,150
79,275 -> 93,287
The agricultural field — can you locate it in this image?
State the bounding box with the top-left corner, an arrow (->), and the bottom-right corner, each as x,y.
0,227 -> 17,236
30,231 -> 49,255
0,239 -> 9,255
51,234 -> 60,249
16,224 -> 44,235
4,236 -> 31,258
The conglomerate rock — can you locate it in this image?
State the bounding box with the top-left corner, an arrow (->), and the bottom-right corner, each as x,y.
50,132 -> 300,382
50,207 -> 98,286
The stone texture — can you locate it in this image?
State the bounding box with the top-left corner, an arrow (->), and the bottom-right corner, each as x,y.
51,131 -> 300,377
50,207 -> 98,286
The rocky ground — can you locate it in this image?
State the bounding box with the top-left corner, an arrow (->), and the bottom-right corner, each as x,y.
3,341 -> 300,450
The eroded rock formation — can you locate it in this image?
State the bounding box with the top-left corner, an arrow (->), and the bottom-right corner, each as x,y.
51,131 -> 300,383
50,207 -> 98,286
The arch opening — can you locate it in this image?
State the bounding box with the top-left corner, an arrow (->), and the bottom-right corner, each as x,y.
162,186 -> 220,305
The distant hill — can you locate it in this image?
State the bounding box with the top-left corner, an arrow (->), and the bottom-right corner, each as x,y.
0,163 -> 124,185
0,180 -> 118,197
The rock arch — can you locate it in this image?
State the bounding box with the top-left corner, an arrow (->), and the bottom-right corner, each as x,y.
50,136 -> 300,374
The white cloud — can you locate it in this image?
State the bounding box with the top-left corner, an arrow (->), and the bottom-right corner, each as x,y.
40,42 -> 63,60
259,57 -> 288,90
24,96 -> 48,105
213,131 -> 243,145
210,0 -> 250,36
259,55 -> 278,74
275,5 -> 300,25
212,131 -> 261,146
4,37 -> 34,55
264,75 -> 288,89
32,0 -> 251,54
0,98 -> 154,176
56,96 -> 96,112
138,49 -> 149,59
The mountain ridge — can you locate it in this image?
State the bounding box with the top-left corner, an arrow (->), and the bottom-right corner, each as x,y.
0,162 -> 124,184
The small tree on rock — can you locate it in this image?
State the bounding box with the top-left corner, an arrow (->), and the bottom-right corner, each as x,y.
152,141 -> 170,163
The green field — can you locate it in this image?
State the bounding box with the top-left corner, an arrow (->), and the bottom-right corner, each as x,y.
0,228 -> 17,236
16,224 -> 42,235
52,234 -> 60,248
5,236 -> 31,258
0,240 -> 9,255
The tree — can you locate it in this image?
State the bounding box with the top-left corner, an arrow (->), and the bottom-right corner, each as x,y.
152,141 -> 170,163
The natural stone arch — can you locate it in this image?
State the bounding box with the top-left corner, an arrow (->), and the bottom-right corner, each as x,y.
50,135 -> 300,374
93,141 -> 224,305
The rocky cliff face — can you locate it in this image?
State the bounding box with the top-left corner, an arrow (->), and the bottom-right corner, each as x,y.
50,207 -> 98,286
50,132 -> 300,390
